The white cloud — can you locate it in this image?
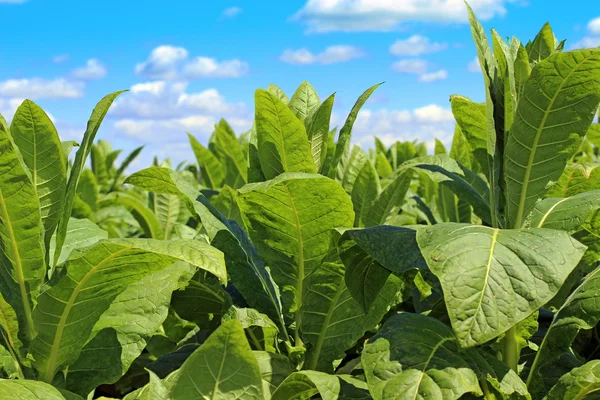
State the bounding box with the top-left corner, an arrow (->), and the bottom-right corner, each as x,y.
346,104 -> 455,152
183,57 -> 248,78
418,69 -> 448,82
135,45 -> 249,80
0,78 -> 84,99
588,17 -> 600,35
53,54 -> 69,64
292,0 -> 512,33
110,80 -> 251,145
135,45 -> 189,80
280,45 -> 364,65
570,16 -> 600,49
391,59 -> 447,82
467,56 -> 481,72
221,6 -> 242,18
389,35 -> 447,56
70,59 -> 107,80
391,59 -> 428,74
0,98 -> 24,121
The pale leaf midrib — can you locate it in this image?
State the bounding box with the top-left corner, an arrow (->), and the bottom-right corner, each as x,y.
514,53 -> 595,227
536,197 -> 569,227
210,330 -> 231,399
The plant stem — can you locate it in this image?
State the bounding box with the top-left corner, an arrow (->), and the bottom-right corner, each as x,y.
503,325 -> 519,372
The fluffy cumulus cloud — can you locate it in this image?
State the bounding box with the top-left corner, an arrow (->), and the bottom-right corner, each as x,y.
389,35 -> 447,56
109,80 -> 251,144
346,104 -> 455,152
70,59 -> 107,80
221,6 -> 242,18
292,0 -> 514,33
135,45 -> 248,80
571,17 -> 600,49
391,59 -> 447,82
280,45 -> 364,65
0,78 -> 84,99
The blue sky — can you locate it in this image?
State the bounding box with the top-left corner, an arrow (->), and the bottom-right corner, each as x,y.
1,0 -> 599,166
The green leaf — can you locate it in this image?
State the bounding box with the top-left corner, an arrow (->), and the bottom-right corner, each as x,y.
152,192 -> 181,240
374,153 -> 393,180
546,163 -> 600,197
362,313 -> 482,400
10,100 -> 66,250
170,319 -> 264,400
305,93 -> 334,171
301,247 -> 401,372
272,371 -> 369,400
417,223 -> 586,347
99,192 -> 164,239
255,89 -> 316,179
76,169 -> 98,211
125,167 -> 287,337
110,145 -> 143,191
54,90 -> 127,265
188,133 -> 225,189
254,351 -> 292,398
514,42 -> 532,100
364,171 -> 412,227
340,145 -> 369,194
328,83 -> 383,179
123,369 -> 170,400
0,379 -> 67,399
504,50 -> 600,228
237,173 -> 354,339
288,81 -> 320,121
528,190 -> 600,232
90,144 -> 109,187
527,266 -> 600,394
0,126 -> 45,345
352,160 -> 380,227
210,123 -> 247,188
0,293 -> 23,365
434,139 -> 447,154
65,261 -> 196,395
266,84 -> 289,104
48,218 -> 108,270
543,360 -> 600,400
528,22 -> 556,63
29,238 -> 225,383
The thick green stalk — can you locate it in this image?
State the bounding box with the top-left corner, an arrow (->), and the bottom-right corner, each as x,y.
503,325 -> 519,372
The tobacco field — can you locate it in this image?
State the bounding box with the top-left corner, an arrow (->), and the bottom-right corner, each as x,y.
1,3 -> 600,400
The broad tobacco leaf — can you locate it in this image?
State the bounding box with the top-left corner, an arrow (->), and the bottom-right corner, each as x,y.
543,360 -> 600,400
0,379 -> 67,399
29,239 -> 225,383
271,370 -> 369,400
504,49 -> 600,228
527,190 -> 600,233
170,319 -> 264,400
545,163 -> 600,197
362,313 -> 529,400
237,173 -> 354,331
417,223 -> 586,347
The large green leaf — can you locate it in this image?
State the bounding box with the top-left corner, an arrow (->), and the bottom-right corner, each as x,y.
28,238 -> 225,383
543,360 -> 600,400
417,223 -> 586,347
288,81 -> 320,121
527,266 -> 600,395
65,261 -> 196,395
528,22 -> 556,63
122,370 -> 170,400
504,50 -> 600,228
10,100 -> 66,250
237,173 -> 354,340
254,351 -> 292,397
54,90 -> 126,265
90,145 -> 109,187
188,133 -> 225,189
266,84 -> 289,104
209,123 -> 247,188
152,192 -> 181,240
528,190 -> 600,232
305,93 -> 334,171
328,83 -> 382,180
271,371 -> 369,400
0,125 -> 45,345
170,319 -> 264,400
352,160 -> 380,227
545,163 -> 600,197
364,170 -> 412,227
0,379 -> 67,399
363,313 -> 480,400
340,145 -> 369,194
255,89 -> 316,179
301,248 -> 401,372
125,167 -> 286,336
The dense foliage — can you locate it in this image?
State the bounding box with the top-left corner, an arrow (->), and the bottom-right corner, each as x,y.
1,3 -> 600,399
